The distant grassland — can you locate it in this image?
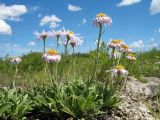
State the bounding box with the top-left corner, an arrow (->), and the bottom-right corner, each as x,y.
0,49 -> 160,87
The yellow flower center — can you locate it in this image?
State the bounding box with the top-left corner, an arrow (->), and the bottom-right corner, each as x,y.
69,31 -> 74,35
41,31 -> 47,36
111,40 -> 123,44
127,53 -> 135,57
47,49 -> 58,55
121,44 -> 129,50
115,65 -> 125,70
96,13 -> 107,17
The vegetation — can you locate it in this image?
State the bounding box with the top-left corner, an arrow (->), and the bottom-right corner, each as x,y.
0,49 -> 160,119
0,12 -> 160,119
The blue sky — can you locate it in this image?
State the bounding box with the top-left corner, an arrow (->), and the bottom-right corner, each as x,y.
0,0 -> 160,57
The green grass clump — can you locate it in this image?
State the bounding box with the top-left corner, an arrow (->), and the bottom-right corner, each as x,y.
0,77 -> 120,120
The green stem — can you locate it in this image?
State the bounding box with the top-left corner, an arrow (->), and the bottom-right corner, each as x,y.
73,47 -> 75,80
93,23 -> 102,79
64,35 -> 70,56
96,23 -> 102,63
56,36 -> 60,50
13,65 -> 18,88
43,39 -> 46,53
56,62 -> 58,83
50,63 -> 54,84
64,45 -> 68,56
112,47 -> 115,66
117,51 -> 121,65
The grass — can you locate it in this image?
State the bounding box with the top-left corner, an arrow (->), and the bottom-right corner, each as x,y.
0,49 -> 160,119
1,49 -> 160,86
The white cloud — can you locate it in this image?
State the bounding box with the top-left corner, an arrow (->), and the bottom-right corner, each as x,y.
148,43 -> 158,48
129,40 -> 144,49
0,43 -> 20,50
68,4 -> 82,11
0,42 -> 41,57
117,0 -> 142,7
82,18 -> 87,24
147,38 -> 158,48
28,41 -> 36,47
0,3 -> 27,36
78,17 -> 87,26
150,37 -> 154,41
40,15 -> 62,28
150,0 -> 160,15
37,13 -> 42,18
155,28 -> 160,33
50,22 -> 59,28
0,20 -> 12,35
0,43 -> 28,54
30,6 -> 39,11
0,4 -> 27,21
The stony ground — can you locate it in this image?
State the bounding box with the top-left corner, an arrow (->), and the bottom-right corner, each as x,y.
99,77 -> 160,120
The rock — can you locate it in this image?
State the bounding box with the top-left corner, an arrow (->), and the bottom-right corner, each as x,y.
100,77 -> 160,120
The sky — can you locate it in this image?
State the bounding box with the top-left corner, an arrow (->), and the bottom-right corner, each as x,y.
0,0 -> 160,57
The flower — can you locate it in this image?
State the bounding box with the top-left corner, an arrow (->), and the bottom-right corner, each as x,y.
126,53 -> 136,61
109,51 -> 121,59
61,28 -> 83,47
112,65 -> 128,76
120,44 -> 131,53
69,36 -> 83,48
63,29 -> 75,40
108,40 -> 125,48
10,57 -> 22,64
34,30 -> 51,40
52,30 -> 63,38
42,49 -> 61,63
93,13 -> 112,27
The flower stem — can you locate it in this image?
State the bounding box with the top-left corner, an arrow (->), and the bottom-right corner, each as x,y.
93,23 -> 102,79
56,36 -> 60,50
64,45 -> 68,56
96,23 -> 102,63
43,39 -> 46,53
56,62 -> 58,83
49,63 -> 54,84
13,65 -> 18,88
64,35 -> 70,56
112,47 -> 115,66
73,47 -> 75,80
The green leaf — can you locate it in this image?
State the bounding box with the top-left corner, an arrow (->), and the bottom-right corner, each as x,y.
35,95 -> 48,106
62,107 -> 76,118
0,102 -> 11,116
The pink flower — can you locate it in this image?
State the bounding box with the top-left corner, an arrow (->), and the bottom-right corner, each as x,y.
34,30 -> 52,40
60,28 -> 83,47
126,54 -> 136,61
119,44 -> 132,53
42,49 -> 61,63
93,13 -> 112,27
108,40 -> 125,49
112,65 -> 128,77
10,57 -> 22,64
